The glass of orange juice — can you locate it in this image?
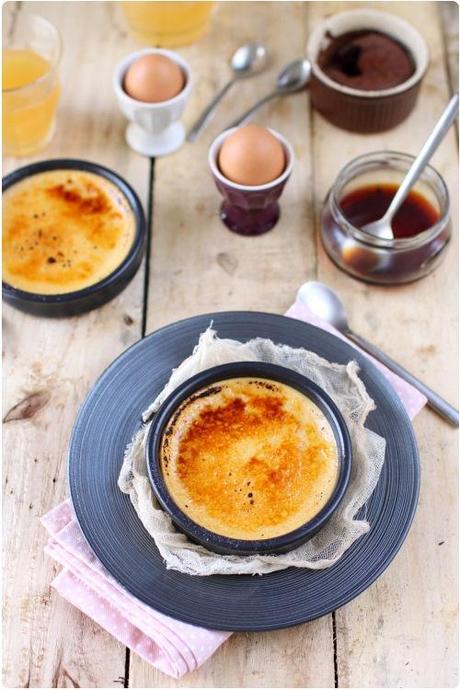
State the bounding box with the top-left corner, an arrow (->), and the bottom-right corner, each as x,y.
3,13 -> 61,156
121,2 -> 215,47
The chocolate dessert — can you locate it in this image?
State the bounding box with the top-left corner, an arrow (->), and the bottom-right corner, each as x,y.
318,30 -> 415,91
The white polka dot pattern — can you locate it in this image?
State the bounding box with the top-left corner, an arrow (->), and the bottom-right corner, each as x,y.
286,302 -> 427,420
41,501 -> 230,679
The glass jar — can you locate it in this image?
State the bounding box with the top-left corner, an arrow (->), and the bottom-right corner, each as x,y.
321,152 -> 451,285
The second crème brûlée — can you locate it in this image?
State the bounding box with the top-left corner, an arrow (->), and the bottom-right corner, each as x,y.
161,377 -> 339,540
3,170 -> 136,295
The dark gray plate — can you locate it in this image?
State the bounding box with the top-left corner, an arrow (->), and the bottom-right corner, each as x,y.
68,311 -> 420,631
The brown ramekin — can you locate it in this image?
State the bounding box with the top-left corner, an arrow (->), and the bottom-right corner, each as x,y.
306,9 -> 429,133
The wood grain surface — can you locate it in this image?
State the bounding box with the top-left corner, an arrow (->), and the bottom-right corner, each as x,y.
3,2 -> 148,686
2,2 -> 458,688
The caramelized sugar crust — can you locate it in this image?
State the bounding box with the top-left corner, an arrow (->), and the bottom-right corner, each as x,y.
161,378 -> 339,540
3,170 -> 136,295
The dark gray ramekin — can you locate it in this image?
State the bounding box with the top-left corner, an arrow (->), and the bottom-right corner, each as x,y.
2,159 -> 146,317
146,362 -> 352,556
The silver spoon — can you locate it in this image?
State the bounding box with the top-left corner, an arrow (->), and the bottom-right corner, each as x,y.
363,94 -> 459,240
187,42 -> 268,143
226,58 -> 311,129
297,281 -> 459,427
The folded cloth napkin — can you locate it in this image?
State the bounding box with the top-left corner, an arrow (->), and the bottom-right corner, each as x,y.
41,501 -> 231,678
287,299 -> 427,419
42,299 -> 426,678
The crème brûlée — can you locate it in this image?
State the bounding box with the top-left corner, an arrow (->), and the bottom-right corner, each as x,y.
161,377 -> 339,541
2,170 -> 136,295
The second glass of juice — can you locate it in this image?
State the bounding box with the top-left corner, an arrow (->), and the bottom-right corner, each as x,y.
3,13 -> 61,156
122,2 -> 214,47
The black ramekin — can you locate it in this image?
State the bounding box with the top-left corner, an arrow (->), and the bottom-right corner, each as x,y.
146,362 -> 352,556
2,159 -> 146,317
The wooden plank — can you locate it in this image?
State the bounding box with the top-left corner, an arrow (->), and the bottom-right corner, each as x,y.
308,1 -> 458,687
2,2 -> 149,686
4,1 -> 456,687
133,2 -> 336,687
441,1 -> 459,95
144,0 -> 317,326
130,622 -> 335,689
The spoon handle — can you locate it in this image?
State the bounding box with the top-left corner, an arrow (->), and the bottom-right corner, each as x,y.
346,329 -> 459,427
383,94 -> 459,223
187,78 -> 236,143
227,91 -> 277,129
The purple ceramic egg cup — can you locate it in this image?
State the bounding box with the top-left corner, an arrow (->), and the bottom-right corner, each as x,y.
208,128 -> 294,236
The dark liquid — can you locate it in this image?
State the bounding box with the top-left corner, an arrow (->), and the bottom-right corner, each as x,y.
340,184 -> 440,239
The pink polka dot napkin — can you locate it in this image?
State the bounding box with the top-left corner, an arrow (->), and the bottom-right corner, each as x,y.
41,298 -> 425,679
41,501 -> 230,678
287,299 -> 427,419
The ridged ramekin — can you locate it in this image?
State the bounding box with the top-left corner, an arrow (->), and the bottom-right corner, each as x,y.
307,9 -> 429,133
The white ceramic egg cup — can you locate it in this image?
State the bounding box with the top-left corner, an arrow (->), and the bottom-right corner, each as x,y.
113,48 -> 192,157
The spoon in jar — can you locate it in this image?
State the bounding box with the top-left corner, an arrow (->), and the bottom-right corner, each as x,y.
297,281 -> 459,426
187,42 -> 268,143
226,58 -> 311,129
362,94 -> 459,240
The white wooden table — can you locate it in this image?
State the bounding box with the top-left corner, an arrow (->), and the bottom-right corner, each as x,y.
3,2 -> 458,687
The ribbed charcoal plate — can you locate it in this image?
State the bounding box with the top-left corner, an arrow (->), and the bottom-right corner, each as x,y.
68,311 -> 420,631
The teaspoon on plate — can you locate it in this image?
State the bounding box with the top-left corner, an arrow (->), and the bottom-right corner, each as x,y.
226,58 -> 311,129
297,281 -> 459,427
187,42 -> 268,143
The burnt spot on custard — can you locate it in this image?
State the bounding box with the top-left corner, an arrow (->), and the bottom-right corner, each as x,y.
2,171 -> 134,294
160,378 -> 338,538
162,385 -> 223,440
46,182 -> 111,215
192,385 -> 223,400
247,379 -> 279,391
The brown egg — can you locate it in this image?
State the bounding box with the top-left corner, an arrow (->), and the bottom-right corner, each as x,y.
218,125 -> 286,186
124,54 -> 184,103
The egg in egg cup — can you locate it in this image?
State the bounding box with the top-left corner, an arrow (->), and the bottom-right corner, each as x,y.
113,48 -> 192,157
209,127 -> 294,235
